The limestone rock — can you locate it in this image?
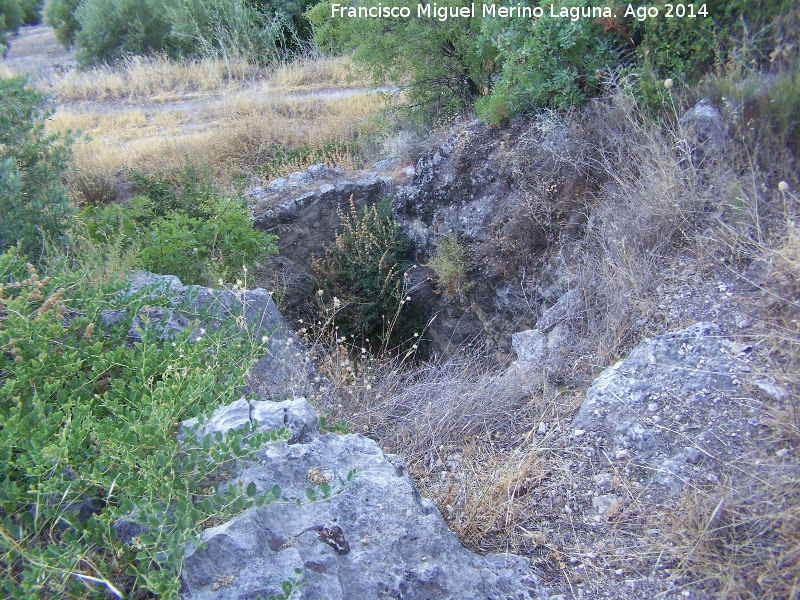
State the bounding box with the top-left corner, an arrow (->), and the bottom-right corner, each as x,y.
179,414 -> 548,600
679,99 -> 724,165
180,397 -> 319,445
572,322 -> 758,493
105,272 -> 330,402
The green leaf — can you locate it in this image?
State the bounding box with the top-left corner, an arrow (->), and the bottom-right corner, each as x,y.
246,482 -> 257,497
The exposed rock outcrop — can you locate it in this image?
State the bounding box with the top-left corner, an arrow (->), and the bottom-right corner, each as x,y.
109,272 -> 548,600
571,322 -> 760,493
247,116 -> 598,357
179,407 -> 548,600
389,117 -> 596,354
104,271 -> 331,402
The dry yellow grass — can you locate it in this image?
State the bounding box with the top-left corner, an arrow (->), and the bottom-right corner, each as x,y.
268,55 -> 368,90
48,85 -> 392,189
42,54 -> 244,101
40,54 -> 365,102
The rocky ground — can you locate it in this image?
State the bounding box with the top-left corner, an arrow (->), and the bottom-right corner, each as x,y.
4,22 -> 797,597
244,111 -> 798,599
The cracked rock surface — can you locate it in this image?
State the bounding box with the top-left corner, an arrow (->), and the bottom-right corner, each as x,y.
179,420 -> 548,600
103,271 -> 332,402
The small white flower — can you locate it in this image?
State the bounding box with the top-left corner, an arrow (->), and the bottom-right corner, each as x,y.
200,328 -> 206,334
778,181 -> 790,192
261,335 -> 269,343
663,78 -> 673,89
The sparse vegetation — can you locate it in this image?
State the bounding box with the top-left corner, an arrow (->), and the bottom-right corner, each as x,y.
1,1 -> 799,597
427,232 -> 474,299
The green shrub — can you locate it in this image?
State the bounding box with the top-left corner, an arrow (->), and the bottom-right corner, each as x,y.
427,232 -> 474,299
477,0 -> 622,120
0,245 -> 320,598
0,0 -> 23,32
63,0 -> 315,66
74,0 -> 177,66
0,76 -> 74,263
19,0 -> 42,25
311,198 -> 423,350
167,0 -> 294,66
44,0 -> 80,47
0,16 -> 7,56
308,0 -> 498,120
81,164 -> 278,286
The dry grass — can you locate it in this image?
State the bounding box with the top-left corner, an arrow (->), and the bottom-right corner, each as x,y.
300,72 -> 800,597
42,54 -> 252,101
28,51 -> 383,194
268,55 -> 367,90
40,54 -> 364,102
650,435 -> 800,598
48,88 -> 391,191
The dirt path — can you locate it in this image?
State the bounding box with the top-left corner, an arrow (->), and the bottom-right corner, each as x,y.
1,24 -> 394,118
1,24 -> 75,76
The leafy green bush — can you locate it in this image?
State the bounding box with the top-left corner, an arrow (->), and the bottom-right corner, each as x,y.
52,0 -> 319,66
82,164 -> 278,286
74,0 -> 177,66
19,0 -> 42,25
0,0 -> 23,33
44,0 -> 80,47
0,76 -> 74,262
311,198 -> 423,350
0,245 -> 322,598
308,0 -> 497,119
477,0 -> 621,120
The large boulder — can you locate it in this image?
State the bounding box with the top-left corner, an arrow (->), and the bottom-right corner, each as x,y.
105,272 -> 331,403
179,402 -> 549,600
573,322 -> 760,493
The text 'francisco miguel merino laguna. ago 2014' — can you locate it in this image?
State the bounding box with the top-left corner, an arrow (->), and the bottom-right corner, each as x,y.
329,3 -> 710,22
